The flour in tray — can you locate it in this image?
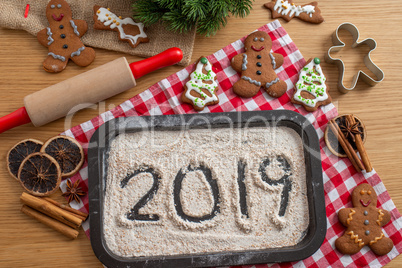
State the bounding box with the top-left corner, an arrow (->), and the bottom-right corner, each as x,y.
103,126 -> 309,257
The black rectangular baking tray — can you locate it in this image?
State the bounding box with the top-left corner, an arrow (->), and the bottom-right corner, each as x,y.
88,110 -> 326,268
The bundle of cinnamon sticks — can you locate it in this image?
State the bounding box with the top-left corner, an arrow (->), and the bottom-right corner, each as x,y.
20,192 -> 88,239
328,114 -> 372,172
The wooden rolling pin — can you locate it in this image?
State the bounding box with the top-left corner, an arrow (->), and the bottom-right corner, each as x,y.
0,47 -> 183,133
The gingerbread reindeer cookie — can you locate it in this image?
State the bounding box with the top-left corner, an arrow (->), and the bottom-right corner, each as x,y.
231,31 -> 287,98
93,6 -> 149,48
37,0 -> 95,73
335,184 -> 393,256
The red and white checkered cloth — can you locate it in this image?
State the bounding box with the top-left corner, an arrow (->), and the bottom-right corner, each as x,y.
61,20 -> 402,267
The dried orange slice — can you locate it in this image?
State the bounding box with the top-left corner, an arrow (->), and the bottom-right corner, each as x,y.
18,152 -> 61,196
41,136 -> 84,178
7,139 -> 43,181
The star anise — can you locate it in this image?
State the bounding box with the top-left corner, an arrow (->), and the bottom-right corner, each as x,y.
339,117 -> 363,143
62,179 -> 86,204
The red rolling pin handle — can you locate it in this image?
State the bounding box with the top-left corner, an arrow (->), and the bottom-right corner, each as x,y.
129,47 -> 183,79
0,47 -> 183,134
0,107 -> 31,134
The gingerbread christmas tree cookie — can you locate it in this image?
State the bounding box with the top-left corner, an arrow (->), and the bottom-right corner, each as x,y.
36,0 -> 95,73
181,57 -> 219,111
292,57 -> 331,112
336,183 -> 393,256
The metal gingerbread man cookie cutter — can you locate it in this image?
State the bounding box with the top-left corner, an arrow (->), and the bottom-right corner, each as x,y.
325,22 -> 384,93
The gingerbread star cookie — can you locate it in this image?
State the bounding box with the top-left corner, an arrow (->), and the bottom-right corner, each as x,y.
93,5 -> 149,48
264,0 -> 324,24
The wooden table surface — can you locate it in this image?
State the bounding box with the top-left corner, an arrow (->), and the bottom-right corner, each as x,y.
1,0 -> 401,267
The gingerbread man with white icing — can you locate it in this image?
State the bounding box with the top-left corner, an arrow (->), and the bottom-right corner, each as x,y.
37,0 -> 95,73
335,183 -> 393,256
231,31 -> 287,98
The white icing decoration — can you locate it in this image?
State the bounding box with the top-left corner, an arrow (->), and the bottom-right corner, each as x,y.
46,27 -> 54,46
266,77 -> 280,88
95,7 -> 147,46
185,58 -> 218,108
48,52 -> 66,62
70,20 -> 80,36
50,5 -> 55,9
269,53 -> 276,69
242,76 -> 261,87
273,0 -> 315,18
57,4 -> 62,8
293,60 -> 328,107
71,46 -> 85,58
241,54 -> 248,71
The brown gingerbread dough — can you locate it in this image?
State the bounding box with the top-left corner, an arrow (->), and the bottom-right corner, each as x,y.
336,183 -> 393,256
37,0 -> 95,73
231,31 -> 287,98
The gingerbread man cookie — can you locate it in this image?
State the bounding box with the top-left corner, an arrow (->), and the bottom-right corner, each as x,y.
93,6 -> 149,48
335,184 -> 393,256
37,0 -> 95,73
231,31 -> 287,98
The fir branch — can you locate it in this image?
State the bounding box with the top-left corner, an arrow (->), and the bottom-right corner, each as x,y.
163,9 -> 194,33
157,0 -> 183,10
197,15 -> 225,37
183,0 -> 207,21
132,0 -> 167,26
210,0 -> 229,18
132,0 -> 255,36
230,0 -> 254,17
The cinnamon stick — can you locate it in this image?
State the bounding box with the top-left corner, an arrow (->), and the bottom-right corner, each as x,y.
21,205 -> 79,239
43,197 -> 88,222
20,192 -> 82,229
346,115 -> 373,172
328,119 -> 364,172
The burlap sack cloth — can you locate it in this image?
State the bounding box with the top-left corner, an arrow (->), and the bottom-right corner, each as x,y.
0,0 -> 196,66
